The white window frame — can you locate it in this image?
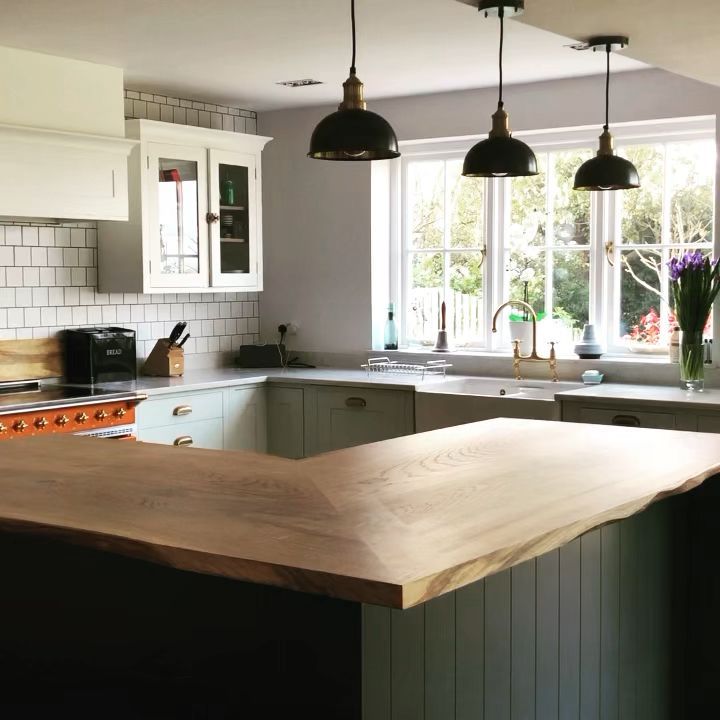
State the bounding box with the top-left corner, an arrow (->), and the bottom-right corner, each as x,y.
382,115 -> 717,356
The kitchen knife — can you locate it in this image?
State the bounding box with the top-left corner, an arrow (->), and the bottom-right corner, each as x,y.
168,322 -> 186,346
178,333 -> 190,349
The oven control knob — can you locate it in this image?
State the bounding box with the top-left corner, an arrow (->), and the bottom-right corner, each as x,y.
14,419 -> 28,433
76,412 -> 89,424
115,407 -> 127,418
95,409 -> 109,421
34,417 -> 49,430
56,415 -> 70,427
0,423 -> 7,434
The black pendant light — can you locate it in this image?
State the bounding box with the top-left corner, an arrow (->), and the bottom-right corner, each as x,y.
308,0 -> 399,161
574,37 -> 640,191
463,0 -> 538,178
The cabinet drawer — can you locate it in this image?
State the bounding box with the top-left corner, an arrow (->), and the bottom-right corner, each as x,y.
578,406 -> 676,429
307,386 -> 413,455
138,418 -> 223,450
138,391 -> 223,429
697,415 -> 720,434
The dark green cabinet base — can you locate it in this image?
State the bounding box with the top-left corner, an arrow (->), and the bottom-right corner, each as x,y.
0,486 -> 717,718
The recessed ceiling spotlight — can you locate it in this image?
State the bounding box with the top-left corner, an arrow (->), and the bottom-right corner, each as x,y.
276,79 -> 324,88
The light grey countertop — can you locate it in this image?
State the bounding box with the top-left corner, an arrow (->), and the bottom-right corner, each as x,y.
96,367 -> 440,396
91,366 -> 720,410
556,383 -> 720,410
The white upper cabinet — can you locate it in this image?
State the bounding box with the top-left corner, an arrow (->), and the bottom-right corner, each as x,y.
98,120 -> 271,294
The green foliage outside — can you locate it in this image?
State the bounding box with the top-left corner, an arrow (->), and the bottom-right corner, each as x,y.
407,140 -> 714,346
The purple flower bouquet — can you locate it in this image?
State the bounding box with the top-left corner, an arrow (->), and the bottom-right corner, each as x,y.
667,250 -> 720,390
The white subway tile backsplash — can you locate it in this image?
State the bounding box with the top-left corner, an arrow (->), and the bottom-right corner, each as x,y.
6,267 -> 23,287
22,267 -> 40,287
31,247 -> 47,266
22,227 -> 39,246
32,287 -> 49,307
0,221 -> 261,359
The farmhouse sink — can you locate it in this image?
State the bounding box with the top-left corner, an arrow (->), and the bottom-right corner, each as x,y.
416,377 -> 584,432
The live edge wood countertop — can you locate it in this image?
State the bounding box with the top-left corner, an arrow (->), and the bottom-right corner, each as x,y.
2,418 -> 720,609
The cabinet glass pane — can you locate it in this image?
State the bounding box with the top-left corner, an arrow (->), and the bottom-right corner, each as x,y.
218,163 -> 250,275
158,158 -> 200,274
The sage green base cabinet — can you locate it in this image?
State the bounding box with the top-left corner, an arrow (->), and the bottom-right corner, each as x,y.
303,385 -> 415,456
137,389 -> 225,449
267,386 -> 304,459
363,499 -> 683,720
223,386 -> 267,452
561,399 -> 720,432
137,385 -> 266,452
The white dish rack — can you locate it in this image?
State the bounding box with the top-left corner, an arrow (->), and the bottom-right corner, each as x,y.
361,357 -> 452,379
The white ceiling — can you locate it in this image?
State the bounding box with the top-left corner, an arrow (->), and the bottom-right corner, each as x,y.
518,0 -> 720,90
0,0 -> 645,111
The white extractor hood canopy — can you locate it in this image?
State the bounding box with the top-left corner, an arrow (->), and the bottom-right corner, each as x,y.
0,46 -> 134,221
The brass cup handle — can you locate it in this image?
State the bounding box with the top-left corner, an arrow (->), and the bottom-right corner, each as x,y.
173,405 -> 193,416
612,414 -> 641,427
34,417 -> 49,429
174,436 -> 193,447
206,212 -> 219,224
345,397 -> 367,408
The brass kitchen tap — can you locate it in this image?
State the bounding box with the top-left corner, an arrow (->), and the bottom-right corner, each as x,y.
491,300 -> 558,382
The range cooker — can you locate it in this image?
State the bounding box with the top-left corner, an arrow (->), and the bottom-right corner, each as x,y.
0,380 -> 146,440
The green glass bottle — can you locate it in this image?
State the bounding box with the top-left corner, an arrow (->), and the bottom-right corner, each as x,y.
221,178 -> 235,206
384,303 -> 398,350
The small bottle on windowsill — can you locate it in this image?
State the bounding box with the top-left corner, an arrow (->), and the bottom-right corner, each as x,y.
669,326 -> 680,364
384,303 -> 398,350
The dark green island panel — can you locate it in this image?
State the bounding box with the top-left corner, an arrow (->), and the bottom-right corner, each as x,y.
1,485 -> 719,719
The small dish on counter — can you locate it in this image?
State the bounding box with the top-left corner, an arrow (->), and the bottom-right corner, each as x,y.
581,370 -> 604,385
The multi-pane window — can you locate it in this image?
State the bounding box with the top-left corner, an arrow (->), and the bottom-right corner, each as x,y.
392,121 -> 716,356
404,158 -> 485,347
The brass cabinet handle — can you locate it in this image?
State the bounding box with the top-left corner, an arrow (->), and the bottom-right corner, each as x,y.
345,397 -> 367,408
56,414 -> 70,427
14,419 -> 28,432
173,436 -> 193,446
34,417 -> 49,429
173,405 -> 193,416
206,212 -> 219,224
95,409 -> 109,421
612,414 -> 640,427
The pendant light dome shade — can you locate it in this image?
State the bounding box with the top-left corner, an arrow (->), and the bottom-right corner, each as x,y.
308,0 -> 399,161
308,75 -> 399,160
573,37 -> 640,191
463,105 -> 538,177
462,0 -> 538,178
574,133 -> 640,190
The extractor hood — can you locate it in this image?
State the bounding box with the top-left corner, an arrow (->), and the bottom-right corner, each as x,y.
0,46 -> 135,221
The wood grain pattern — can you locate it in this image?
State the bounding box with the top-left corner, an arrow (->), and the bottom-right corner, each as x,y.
0,417 -> 719,608
0,337 -> 62,381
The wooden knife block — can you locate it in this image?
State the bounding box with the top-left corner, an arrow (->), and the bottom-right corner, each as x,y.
141,339 -> 184,377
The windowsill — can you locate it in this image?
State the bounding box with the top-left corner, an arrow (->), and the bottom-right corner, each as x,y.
371,347 -> 675,364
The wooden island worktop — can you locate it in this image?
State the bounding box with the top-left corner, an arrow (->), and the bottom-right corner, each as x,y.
2,416 -> 720,608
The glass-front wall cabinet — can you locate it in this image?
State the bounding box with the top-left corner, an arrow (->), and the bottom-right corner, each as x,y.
208,149 -> 259,288
97,121 -> 270,295
147,143 -> 208,288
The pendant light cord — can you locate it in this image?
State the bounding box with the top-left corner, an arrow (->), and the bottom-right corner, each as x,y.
498,5 -> 505,107
604,44 -> 610,130
350,0 -> 357,73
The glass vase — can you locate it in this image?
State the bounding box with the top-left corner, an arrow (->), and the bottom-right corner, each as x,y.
680,330 -> 705,391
